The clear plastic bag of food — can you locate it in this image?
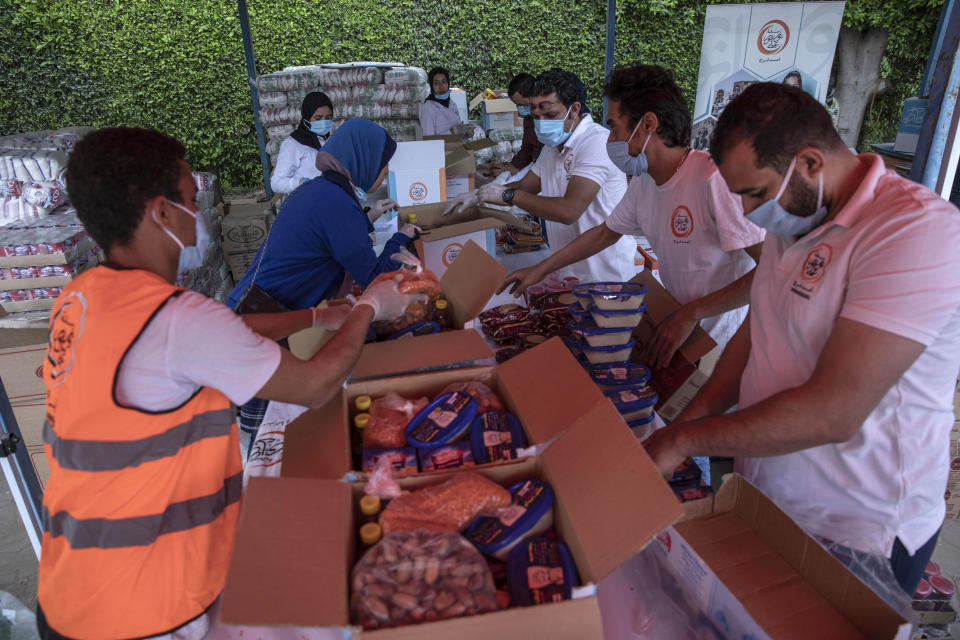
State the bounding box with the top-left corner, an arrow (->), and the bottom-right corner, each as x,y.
440,378 -> 504,414
379,472 -> 512,534
351,530 -> 498,630
363,392 -> 429,449
368,251 -> 444,338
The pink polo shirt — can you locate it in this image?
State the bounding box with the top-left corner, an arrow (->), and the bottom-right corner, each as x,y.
737,154 -> 960,556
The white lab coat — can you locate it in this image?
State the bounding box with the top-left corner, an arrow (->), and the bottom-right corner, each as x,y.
419,100 -> 462,136
270,135 -> 324,195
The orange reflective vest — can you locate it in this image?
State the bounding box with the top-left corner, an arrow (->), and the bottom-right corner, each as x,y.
39,266 -> 242,639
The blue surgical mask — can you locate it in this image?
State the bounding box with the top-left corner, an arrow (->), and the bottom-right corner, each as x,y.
308,119 -> 334,136
606,121 -> 651,176
434,90 -> 451,100
517,104 -> 532,117
745,157 -> 828,240
354,185 -> 368,204
159,200 -> 210,274
534,105 -> 573,147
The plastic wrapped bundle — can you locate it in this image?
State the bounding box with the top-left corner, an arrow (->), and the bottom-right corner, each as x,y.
384,67 -> 428,86
22,181 -> 67,210
488,127 -> 525,143
0,127 -> 94,154
258,91 -> 289,107
260,105 -> 300,127
266,125 -> 292,140
0,149 -> 68,182
0,180 -> 21,198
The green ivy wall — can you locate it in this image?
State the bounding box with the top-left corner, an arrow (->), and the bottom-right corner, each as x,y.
0,0 -> 941,190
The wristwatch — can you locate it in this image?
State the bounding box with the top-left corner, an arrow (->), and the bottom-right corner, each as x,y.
502,188 -> 516,205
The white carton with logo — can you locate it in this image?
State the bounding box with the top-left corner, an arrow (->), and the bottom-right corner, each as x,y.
387,140 -> 446,207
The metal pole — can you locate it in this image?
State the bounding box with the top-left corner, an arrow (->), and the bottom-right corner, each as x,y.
237,0 -> 273,200
921,0 -> 954,97
910,0 -> 960,198
603,0 -> 616,124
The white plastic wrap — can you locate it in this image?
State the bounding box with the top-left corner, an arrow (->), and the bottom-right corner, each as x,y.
0,149 -> 69,182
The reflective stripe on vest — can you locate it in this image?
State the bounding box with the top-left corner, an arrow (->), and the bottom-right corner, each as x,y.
43,407 -> 236,472
42,472 -> 242,550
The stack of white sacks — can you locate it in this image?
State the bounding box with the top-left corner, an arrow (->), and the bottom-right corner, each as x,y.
176,172 -> 233,303
0,127 -> 94,221
257,62 -> 429,166
469,126 -> 524,166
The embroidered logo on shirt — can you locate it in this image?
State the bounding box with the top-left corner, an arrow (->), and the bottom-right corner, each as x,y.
409,182 -> 428,202
563,153 -> 575,175
801,243 -> 832,283
46,291 -> 87,386
670,206 -> 694,239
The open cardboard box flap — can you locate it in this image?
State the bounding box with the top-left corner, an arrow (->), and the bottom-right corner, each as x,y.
439,239 -> 507,328
351,330 -> 493,381
674,475 -> 910,639
630,270 -> 716,363
399,202 -> 533,236
495,337 -> 607,443
543,399 -> 684,583
219,477 -> 352,627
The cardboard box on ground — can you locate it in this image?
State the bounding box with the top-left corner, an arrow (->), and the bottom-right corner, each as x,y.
0,327 -> 52,486
220,199 -> 276,283
219,380 -> 685,638
469,92 -> 519,131
281,338 -> 609,480
642,475 -> 911,640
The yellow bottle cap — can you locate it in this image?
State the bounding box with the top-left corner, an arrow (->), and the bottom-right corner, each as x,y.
359,522 -> 382,546
355,395 -> 372,411
359,495 -> 381,516
354,413 -> 371,429
408,213 -> 418,224
435,299 -> 448,310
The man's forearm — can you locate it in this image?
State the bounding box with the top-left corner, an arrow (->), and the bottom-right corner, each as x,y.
682,269 -> 756,323
241,310 -> 313,341
537,224 -> 621,275
512,190 -> 580,224
673,320 -> 750,423
301,305 -> 375,407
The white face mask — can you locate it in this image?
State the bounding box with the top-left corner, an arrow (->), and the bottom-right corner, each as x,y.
606,120 -> 652,176
744,156 -> 828,240
155,199 -> 209,273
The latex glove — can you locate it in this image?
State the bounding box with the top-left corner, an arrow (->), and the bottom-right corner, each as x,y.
498,264 -> 547,297
370,198 -> 399,221
311,304 -> 352,330
641,306 -> 698,370
493,162 -> 520,176
353,275 -> 428,321
477,182 -> 507,205
398,223 -> 421,239
442,191 -> 479,216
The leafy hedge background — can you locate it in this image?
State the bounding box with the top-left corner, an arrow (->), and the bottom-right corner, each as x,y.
0,0 -> 942,191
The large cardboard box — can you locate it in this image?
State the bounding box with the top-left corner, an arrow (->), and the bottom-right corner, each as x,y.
281,337 -> 611,480
399,203 -> 530,278
219,396 -> 685,637
628,270 -> 718,421
220,201 -> 272,282
388,140 -> 446,207
648,475 -> 911,639
423,135 -> 497,199
470,92 -> 519,131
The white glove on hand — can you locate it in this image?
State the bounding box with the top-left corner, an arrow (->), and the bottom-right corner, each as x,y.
398,223 -> 421,239
370,198 -> 399,221
477,182 -> 507,204
442,191 -> 480,216
311,304 -> 352,330
353,275 -> 428,321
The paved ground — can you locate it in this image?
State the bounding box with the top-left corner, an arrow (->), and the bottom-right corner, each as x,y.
0,469 -> 37,611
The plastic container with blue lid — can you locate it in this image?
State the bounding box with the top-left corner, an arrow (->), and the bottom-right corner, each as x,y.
571,284 -> 593,310
566,303 -> 591,324
605,386 -> 658,422
588,303 -> 647,328
589,362 -> 651,389
507,537 -> 579,607
627,411 -> 657,441
388,321 -> 441,340
579,340 -> 636,364
465,479 -> 555,560
405,391 -> 477,449
568,319 -> 634,348
588,282 -> 648,311
470,411 -> 528,463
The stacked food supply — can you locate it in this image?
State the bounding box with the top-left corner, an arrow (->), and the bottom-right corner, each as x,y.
353,378 -> 528,475
0,127 -> 93,221
352,471 -> 580,630
174,172 -> 232,302
912,563 -> 957,637
473,127 -> 524,166
257,63 -> 429,167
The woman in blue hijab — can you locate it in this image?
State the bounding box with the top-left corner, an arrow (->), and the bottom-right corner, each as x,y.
227,119 -> 416,312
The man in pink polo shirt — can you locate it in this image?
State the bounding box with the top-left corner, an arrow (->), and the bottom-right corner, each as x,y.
646,82 -> 960,595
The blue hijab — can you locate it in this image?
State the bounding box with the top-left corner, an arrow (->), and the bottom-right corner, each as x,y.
321,119 -> 397,191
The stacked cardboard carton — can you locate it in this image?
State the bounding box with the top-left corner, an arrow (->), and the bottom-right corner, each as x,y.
257,63 -> 429,167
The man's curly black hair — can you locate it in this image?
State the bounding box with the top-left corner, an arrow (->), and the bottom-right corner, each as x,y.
66,127 -> 186,253
604,63 -> 691,148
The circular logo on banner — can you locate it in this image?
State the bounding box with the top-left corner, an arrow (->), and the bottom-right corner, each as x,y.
563,153 -> 575,175
801,243 -> 832,283
409,182 -> 428,201
757,19 -> 790,55
670,206 -> 694,238
47,291 -> 88,386
442,242 -> 464,267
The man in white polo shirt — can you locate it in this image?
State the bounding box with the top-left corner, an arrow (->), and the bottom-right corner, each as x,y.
501,64 -> 765,368
445,68 -> 636,283
645,82 -> 960,595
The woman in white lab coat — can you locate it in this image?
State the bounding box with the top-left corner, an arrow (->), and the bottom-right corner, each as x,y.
271,92 -> 334,195
419,67 -> 462,136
